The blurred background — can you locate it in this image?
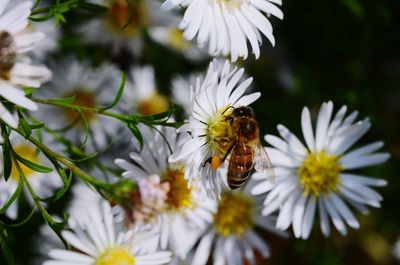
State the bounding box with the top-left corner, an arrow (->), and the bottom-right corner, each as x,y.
1,0 -> 400,264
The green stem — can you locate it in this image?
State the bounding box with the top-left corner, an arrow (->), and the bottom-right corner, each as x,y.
11,127 -> 113,192
33,98 -> 134,122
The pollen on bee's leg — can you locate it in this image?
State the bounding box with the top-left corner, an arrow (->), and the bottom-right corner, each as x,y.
211,156 -> 223,170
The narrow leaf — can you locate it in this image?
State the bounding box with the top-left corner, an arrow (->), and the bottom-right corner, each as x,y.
100,72 -> 126,111
16,154 -> 53,173
128,123 -> 143,150
0,181 -> 23,214
76,2 -> 108,13
2,142 -> 12,181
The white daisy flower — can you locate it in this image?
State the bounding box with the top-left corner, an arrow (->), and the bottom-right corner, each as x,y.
34,58 -> 122,150
252,101 -> 390,239
0,0 -> 52,128
115,125 -> 215,259
149,26 -> 208,61
0,132 -> 63,219
120,65 -> 170,116
43,200 -> 172,265
11,0 -> 60,59
81,0 -> 176,56
170,59 -> 261,197
189,181 -> 285,265
162,0 -> 283,61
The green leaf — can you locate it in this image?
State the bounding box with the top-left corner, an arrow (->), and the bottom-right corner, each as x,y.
77,109 -> 90,149
0,181 -> 23,214
18,114 -> 32,138
23,87 -> 35,97
76,2 -> 108,13
69,151 -> 99,163
100,72 -> 126,111
128,123 -> 143,150
0,226 -> 14,265
46,95 -> 76,104
29,122 -> 45,130
341,0 -> 364,17
2,141 -> 12,181
16,154 -> 53,173
7,205 -> 37,228
141,104 -> 178,122
39,170 -> 72,203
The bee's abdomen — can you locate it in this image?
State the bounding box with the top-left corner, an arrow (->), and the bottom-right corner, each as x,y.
228,145 -> 253,189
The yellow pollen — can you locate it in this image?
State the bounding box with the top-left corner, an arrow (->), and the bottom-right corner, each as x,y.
63,90 -> 98,125
297,151 -> 343,196
96,247 -> 135,265
106,0 -> 148,37
168,28 -> 190,51
213,192 -> 255,237
137,93 -> 169,115
11,145 -> 40,180
162,167 -> 193,212
0,31 -> 16,80
207,105 -> 235,157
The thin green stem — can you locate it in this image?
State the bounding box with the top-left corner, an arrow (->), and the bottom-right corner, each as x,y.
33,98 -> 134,122
11,127 -> 113,192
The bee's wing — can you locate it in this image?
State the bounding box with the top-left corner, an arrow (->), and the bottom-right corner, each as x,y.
253,143 -> 275,181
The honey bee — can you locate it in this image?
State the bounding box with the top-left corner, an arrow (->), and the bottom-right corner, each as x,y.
207,106 -> 275,189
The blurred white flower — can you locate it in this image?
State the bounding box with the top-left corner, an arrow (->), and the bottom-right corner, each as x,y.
34,58 -> 122,150
0,0 -> 52,128
252,101 -> 390,239
149,26 -> 208,61
393,237 -> 400,262
120,65 -> 170,116
170,73 -> 197,117
170,59 -> 260,198
162,0 -> 283,61
43,200 -> 172,265
116,125 -> 215,259
0,132 -> 63,219
81,0 -> 176,56
11,0 -> 60,59
189,181 -> 286,265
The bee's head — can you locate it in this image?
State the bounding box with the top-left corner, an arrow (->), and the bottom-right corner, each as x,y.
233,106 -> 254,118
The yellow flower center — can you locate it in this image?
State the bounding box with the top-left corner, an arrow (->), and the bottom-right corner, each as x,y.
96,247 -> 135,265
162,166 -> 193,212
0,31 -> 16,81
213,192 -> 255,237
297,151 -> 343,196
168,28 -> 190,51
106,0 -> 148,37
137,93 -> 169,115
11,145 -> 39,180
216,0 -> 243,9
207,105 -> 235,157
63,90 -> 98,125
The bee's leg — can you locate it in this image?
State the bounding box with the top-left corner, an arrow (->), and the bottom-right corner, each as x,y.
221,141 -> 236,162
222,105 -> 235,115
202,157 -> 212,167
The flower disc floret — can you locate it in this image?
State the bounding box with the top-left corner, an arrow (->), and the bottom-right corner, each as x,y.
213,192 -> 255,237
106,0 -> 148,37
162,166 -> 194,212
297,151 -> 342,196
0,31 -> 16,80
96,248 -> 135,265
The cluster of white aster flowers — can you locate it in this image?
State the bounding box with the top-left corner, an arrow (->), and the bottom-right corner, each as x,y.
0,0 -> 393,264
